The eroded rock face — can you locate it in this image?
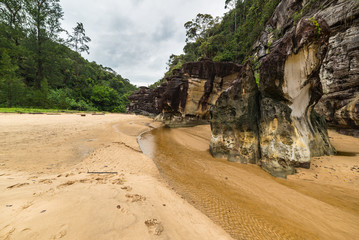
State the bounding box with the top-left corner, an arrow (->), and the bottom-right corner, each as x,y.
128,59 -> 241,126
253,0 -> 359,129
210,63 -> 260,163
211,18 -> 335,178
127,87 -> 160,116
259,18 -> 335,177
157,59 -> 241,127
316,24 -> 359,128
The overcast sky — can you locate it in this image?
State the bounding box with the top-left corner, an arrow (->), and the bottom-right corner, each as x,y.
60,0 -> 227,87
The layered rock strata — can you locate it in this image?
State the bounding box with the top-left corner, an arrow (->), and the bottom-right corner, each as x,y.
128,59 -> 241,127
211,18 -> 335,178
253,0 -> 359,129
127,86 -> 166,116
159,59 -> 241,127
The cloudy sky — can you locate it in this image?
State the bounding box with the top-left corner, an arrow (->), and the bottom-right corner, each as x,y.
60,0 -> 227,87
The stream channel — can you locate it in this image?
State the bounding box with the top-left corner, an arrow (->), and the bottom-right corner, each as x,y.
138,126 -> 313,240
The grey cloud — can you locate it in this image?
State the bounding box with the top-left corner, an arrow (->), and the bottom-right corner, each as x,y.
152,17 -> 177,42
60,0 -> 226,86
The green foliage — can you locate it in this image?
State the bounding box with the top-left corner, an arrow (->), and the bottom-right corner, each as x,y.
0,50 -> 25,107
0,0 -> 137,112
254,71 -> 260,87
0,107 -> 83,113
292,0 -> 319,23
309,17 -> 322,36
165,0 -> 281,70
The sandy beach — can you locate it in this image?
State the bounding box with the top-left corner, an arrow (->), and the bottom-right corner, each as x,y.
1,114 -> 359,239
0,114 -> 231,240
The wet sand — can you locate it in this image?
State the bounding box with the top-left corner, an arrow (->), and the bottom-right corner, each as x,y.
140,126 -> 359,240
0,114 -> 232,240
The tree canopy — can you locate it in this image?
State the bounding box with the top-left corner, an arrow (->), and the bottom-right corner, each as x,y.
170,0 -> 280,69
0,0 -> 137,112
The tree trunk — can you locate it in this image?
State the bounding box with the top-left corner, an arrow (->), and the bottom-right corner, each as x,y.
235,11 -> 237,32
7,81 -> 12,108
35,3 -> 43,89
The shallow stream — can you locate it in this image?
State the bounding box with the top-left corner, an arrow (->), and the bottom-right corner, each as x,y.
139,126 -> 311,239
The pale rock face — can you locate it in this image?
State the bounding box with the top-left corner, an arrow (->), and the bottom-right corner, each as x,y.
258,18 -> 335,177
283,44 -> 319,118
314,0 -> 359,28
210,19 -> 335,178
184,77 -> 207,116
183,74 -> 237,119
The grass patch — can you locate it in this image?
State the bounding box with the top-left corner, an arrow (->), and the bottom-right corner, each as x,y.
0,108 -> 106,114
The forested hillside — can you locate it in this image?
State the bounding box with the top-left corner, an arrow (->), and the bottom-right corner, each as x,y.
0,0 -> 137,112
150,0 -> 280,88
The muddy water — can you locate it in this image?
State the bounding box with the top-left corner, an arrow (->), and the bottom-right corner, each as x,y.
139,126 -> 359,240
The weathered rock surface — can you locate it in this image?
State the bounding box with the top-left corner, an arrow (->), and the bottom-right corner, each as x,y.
316,20 -> 359,128
259,18 -> 335,177
210,63 -> 260,163
211,18 -> 335,178
253,0 -> 359,129
127,86 -> 165,116
128,59 -> 241,127
160,59 -> 240,127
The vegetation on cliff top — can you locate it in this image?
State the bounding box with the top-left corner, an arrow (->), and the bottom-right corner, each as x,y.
149,0 -> 280,89
0,0 -> 136,112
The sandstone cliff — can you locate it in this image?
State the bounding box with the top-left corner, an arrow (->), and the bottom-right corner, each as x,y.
258,17 -> 336,177
253,0 -> 359,129
210,63 -> 261,164
127,0 -> 358,177
128,59 -> 241,127
127,86 -> 164,116
211,18 -> 336,178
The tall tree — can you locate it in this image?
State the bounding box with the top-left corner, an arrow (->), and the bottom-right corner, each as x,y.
24,0 -> 63,89
69,22 -> 91,55
0,0 -> 25,46
184,13 -> 218,43
68,22 -> 91,77
225,0 -> 238,32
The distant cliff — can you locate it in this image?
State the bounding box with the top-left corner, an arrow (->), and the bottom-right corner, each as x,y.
128,59 -> 241,127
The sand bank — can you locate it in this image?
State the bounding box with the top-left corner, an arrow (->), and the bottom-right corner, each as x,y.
140,125 -> 359,239
0,114 -> 231,240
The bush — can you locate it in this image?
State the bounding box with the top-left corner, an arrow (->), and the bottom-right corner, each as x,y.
90,84 -> 120,111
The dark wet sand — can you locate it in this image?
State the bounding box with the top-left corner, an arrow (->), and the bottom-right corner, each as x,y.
139,125 -> 359,240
